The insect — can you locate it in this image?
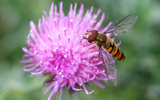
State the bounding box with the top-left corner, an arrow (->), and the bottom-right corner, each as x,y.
82,14 -> 138,86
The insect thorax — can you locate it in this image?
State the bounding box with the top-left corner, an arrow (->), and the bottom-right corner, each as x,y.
94,33 -> 108,47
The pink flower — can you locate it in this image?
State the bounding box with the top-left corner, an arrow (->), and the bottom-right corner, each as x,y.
21,2 -> 120,100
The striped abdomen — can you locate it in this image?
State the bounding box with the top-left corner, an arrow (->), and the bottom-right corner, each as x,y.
105,41 -> 125,61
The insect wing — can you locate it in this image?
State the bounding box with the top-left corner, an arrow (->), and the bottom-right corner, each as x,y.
106,14 -> 138,36
99,47 -> 117,86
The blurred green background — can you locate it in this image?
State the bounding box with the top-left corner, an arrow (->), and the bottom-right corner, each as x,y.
0,0 -> 160,100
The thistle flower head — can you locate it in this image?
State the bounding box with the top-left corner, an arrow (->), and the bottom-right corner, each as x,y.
21,2 -> 121,100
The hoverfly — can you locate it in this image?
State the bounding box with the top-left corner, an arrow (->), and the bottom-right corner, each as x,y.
82,14 -> 138,86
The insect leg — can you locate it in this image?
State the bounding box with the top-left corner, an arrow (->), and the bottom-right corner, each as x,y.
86,43 -> 94,46
89,45 -> 96,50
80,36 -> 87,43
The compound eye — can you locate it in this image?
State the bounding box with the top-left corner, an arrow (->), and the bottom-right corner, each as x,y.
90,30 -> 98,35
87,30 -> 98,43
